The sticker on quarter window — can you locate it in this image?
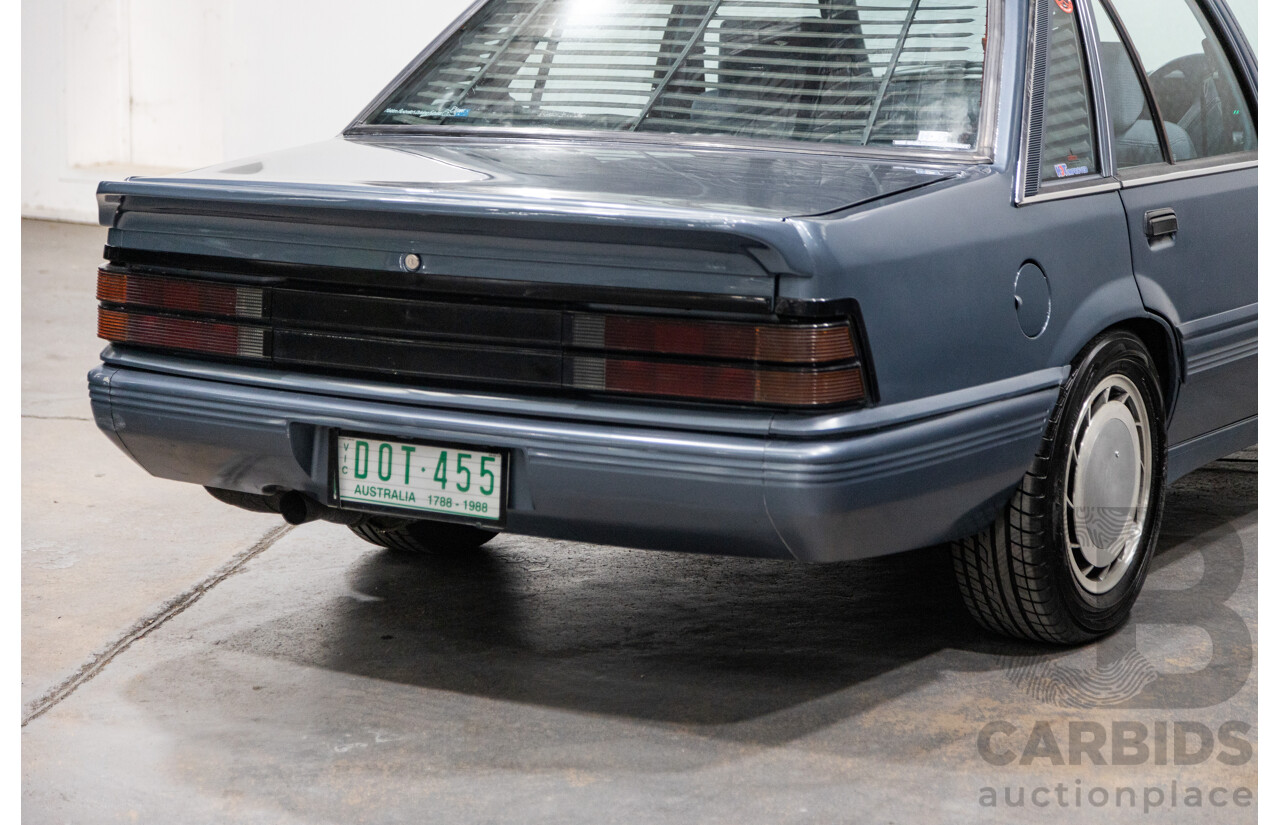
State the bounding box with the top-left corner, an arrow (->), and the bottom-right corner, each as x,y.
383,106 -> 472,119
1055,0 -> 1074,12
893,130 -> 971,150
1054,162 -> 1090,178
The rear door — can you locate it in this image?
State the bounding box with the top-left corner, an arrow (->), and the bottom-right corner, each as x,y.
1091,0 -> 1257,444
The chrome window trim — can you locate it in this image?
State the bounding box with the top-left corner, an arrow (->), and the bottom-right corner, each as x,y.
1117,155 -> 1259,188
344,125 -> 994,164
1018,176 -> 1121,206
1017,154 -> 1258,205
975,0 -> 1006,165
345,0 -> 1006,164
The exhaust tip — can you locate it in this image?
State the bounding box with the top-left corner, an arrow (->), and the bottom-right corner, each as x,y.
278,492 -> 312,525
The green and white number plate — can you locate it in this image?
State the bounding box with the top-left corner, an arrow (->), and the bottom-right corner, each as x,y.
336,435 -> 504,523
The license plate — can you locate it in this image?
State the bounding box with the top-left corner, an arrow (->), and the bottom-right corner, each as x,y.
334,435 -> 505,523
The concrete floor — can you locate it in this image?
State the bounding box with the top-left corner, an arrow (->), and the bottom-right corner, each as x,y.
22,219 -> 1257,824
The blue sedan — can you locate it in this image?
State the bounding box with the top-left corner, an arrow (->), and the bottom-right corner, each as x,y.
90,0 -> 1257,643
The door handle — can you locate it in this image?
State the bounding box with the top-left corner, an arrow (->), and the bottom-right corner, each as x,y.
1145,208 -> 1179,241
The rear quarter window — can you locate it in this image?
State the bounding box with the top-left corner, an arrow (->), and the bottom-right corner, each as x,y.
1038,0 -> 1098,183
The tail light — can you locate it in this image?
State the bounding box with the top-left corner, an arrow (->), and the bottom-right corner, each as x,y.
97,271 -> 263,318
97,269 -> 267,359
96,267 -> 868,408
97,308 -> 266,358
570,314 -> 856,363
569,313 -> 866,407
570,357 -> 864,406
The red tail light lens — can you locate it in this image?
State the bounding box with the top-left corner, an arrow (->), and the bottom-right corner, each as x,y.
569,313 -> 866,406
571,357 -> 865,406
98,308 -> 266,359
97,270 -> 263,318
572,314 -> 856,364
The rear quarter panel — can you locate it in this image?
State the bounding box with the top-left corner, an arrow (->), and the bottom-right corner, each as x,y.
783,172 -> 1148,406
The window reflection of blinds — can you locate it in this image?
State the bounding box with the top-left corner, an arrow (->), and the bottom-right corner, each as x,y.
1039,8 -> 1097,180
375,0 -> 989,149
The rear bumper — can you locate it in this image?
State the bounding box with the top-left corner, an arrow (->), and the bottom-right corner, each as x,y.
89,350 -> 1063,562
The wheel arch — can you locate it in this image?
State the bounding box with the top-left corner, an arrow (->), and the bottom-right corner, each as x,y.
1047,273 -> 1182,425
1079,316 -> 1182,423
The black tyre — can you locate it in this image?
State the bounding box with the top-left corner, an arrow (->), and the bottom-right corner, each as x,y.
349,516 -> 498,555
951,331 -> 1168,644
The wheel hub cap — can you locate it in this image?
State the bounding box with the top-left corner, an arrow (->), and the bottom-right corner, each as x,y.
1063,374 -> 1153,595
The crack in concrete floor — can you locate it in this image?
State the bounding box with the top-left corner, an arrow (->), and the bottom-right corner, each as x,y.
22,524 -> 295,726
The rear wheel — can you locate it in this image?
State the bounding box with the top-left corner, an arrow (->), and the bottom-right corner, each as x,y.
950,331 -> 1168,644
349,516 -> 498,555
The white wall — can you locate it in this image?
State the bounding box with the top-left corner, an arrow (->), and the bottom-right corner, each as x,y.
23,0 -> 473,223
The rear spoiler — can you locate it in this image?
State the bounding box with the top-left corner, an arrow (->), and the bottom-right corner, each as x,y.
97,177 -> 819,281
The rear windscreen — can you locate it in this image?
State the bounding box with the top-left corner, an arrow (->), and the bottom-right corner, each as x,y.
368,0 -> 990,151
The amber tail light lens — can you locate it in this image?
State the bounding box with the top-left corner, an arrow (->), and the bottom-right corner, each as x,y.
97,270 -> 264,318
98,308 -> 266,359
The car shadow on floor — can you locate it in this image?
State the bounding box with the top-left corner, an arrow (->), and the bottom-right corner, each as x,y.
219,465 -> 1256,738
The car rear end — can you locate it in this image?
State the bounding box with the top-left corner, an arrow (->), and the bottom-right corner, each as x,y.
90,174 -> 882,559
89,0 -> 1054,562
